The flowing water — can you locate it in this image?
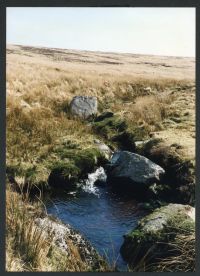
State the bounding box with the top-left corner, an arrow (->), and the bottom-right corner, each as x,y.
45,167 -> 146,271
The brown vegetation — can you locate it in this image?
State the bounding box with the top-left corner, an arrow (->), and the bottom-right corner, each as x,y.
6,186 -> 111,272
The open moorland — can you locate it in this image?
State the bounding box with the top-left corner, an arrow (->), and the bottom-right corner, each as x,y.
6,44 -> 195,272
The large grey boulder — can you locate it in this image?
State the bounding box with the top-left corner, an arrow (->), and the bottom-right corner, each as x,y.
70,96 -> 98,119
120,203 -> 195,270
106,151 -> 165,192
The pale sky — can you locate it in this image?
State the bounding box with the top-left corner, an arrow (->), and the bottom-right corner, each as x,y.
7,8 -> 195,57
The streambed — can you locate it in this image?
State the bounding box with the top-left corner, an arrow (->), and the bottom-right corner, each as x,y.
45,168 -> 147,271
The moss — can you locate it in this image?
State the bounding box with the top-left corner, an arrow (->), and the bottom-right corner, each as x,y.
139,200 -> 164,211
140,139 -> 195,205
6,163 -> 50,193
92,116 -> 127,138
94,110 -> 154,152
128,125 -> 150,141
111,130 -> 136,151
120,204 -> 195,270
74,148 -> 106,176
141,138 -> 163,155
48,161 -> 80,189
92,114 -> 143,151
167,214 -> 195,234
51,162 -> 80,178
48,148 -> 107,190
25,166 -> 37,178
6,164 -> 25,179
7,145 -> 107,193
126,224 -> 168,245
94,111 -> 114,122
53,147 -> 79,160
93,113 -> 126,134
126,229 -> 160,244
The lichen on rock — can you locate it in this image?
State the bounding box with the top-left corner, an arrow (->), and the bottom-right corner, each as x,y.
35,216 -> 107,270
106,151 -> 165,195
120,203 -> 195,271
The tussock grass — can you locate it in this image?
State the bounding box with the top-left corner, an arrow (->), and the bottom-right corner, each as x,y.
6,187 -> 111,271
126,93 -> 174,125
6,188 -> 49,271
128,216 -> 195,272
154,233 -> 195,272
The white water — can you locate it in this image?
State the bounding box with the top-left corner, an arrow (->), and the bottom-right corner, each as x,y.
46,166 -> 145,271
79,167 -> 107,196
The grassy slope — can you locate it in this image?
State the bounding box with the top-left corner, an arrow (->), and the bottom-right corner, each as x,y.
6,45 -> 195,271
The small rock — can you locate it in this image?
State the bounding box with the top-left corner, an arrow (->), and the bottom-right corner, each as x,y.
94,139 -> 113,160
135,139 -> 151,148
70,96 -> 97,119
20,100 -> 31,110
144,87 -> 152,93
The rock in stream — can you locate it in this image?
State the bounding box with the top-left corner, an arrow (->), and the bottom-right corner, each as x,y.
35,216 -> 106,269
106,151 -> 165,194
120,203 -> 195,270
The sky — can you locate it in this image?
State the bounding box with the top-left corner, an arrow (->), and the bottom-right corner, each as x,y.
7,8 -> 195,57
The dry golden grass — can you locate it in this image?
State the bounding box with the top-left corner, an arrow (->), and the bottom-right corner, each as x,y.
6,187 -> 111,272
7,45 -> 194,167
6,240 -> 26,272
115,93 -> 174,131
128,233 -> 195,272
155,233 -> 195,272
6,188 -> 49,271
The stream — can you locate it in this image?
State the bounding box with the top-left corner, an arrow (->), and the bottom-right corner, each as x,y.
45,167 -> 147,271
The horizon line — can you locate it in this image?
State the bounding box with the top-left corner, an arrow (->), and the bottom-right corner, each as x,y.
6,43 -> 195,59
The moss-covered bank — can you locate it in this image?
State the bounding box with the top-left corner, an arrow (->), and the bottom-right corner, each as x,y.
120,203 -> 195,272
138,138 -> 195,205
